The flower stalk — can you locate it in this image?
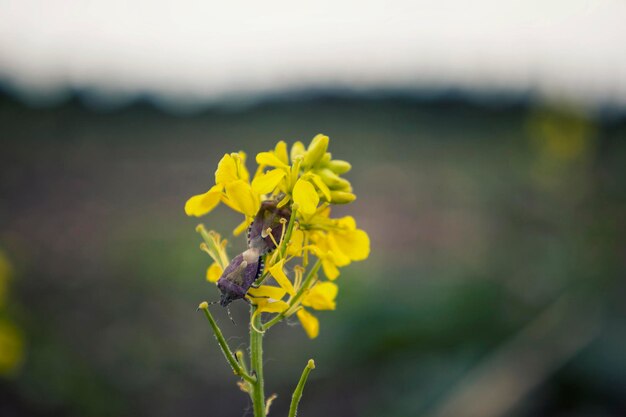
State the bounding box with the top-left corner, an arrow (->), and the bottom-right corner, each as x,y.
198,302 -> 256,384
250,306 -> 266,417
288,359 -> 316,417
187,136 -> 370,415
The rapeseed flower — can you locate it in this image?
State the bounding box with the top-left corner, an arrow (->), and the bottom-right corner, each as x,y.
188,135 -> 369,338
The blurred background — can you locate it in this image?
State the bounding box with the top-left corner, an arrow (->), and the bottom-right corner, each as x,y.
1,1 -> 625,416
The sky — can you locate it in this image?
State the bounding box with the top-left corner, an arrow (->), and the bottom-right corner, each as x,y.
0,0 -> 625,107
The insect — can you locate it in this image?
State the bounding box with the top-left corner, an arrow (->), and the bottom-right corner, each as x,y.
217,200 -> 292,307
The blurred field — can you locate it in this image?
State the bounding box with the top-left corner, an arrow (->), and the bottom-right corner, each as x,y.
0,93 -> 625,417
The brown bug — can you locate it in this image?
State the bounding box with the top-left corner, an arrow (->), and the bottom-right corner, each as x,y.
216,200 -> 291,307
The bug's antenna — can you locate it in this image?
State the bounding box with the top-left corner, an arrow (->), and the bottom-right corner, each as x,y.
226,306 -> 236,326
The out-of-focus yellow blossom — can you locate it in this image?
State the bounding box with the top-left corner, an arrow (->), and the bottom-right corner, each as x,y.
0,318 -> 23,375
0,251 -> 23,376
189,135 -> 369,338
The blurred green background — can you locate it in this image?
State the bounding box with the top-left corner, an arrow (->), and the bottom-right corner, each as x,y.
0,93 -> 625,417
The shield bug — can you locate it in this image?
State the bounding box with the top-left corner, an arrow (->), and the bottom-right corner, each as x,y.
247,200 -> 292,255
217,249 -> 264,307
216,200 -> 291,307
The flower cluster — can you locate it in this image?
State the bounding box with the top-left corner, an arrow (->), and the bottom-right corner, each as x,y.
186,135 -> 369,338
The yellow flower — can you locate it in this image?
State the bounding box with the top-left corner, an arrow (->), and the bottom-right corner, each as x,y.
302,211 -> 370,280
188,136 -> 369,339
185,152 -> 261,235
295,282 -> 339,339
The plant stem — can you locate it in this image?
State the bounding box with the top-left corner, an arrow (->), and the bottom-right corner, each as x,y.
199,304 -> 256,384
262,259 -> 322,331
288,359 -> 316,417
279,207 -> 298,259
250,305 -> 266,417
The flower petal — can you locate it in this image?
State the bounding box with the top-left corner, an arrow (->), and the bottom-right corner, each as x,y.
310,174 -> 331,201
256,299 -> 289,313
247,285 -> 287,300
215,154 -> 238,184
184,184 -> 223,217
321,258 -> 340,280
302,282 -> 338,310
233,217 -> 252,236
256,152 -> 288,168
274,141 -> 289,165
233,151 -> 250,182
225,180 -> 260,217
206,263 -> 223,283
268,260 -> 295,295
286,229 -> 304,257
337,216 -> 357,231
251,169 -> 286,195
292,179 -> 319,215
332,229 -> 370,261
297,308 -> 319,339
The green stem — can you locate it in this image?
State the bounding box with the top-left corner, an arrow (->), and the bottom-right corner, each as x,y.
236,350 -> 249,375
288,359 -> 316,417
279,207 -> 298,259
250,305 -> 266,417
262,259 -> 322,331
199,304 -> 256,384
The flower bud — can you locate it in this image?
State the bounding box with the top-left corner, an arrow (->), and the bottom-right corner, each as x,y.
325,159 -> 352,174
330,190 -> 356,204
303,134 -> 329,168
317,168 -> 351,190
290,141 -> 306,162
